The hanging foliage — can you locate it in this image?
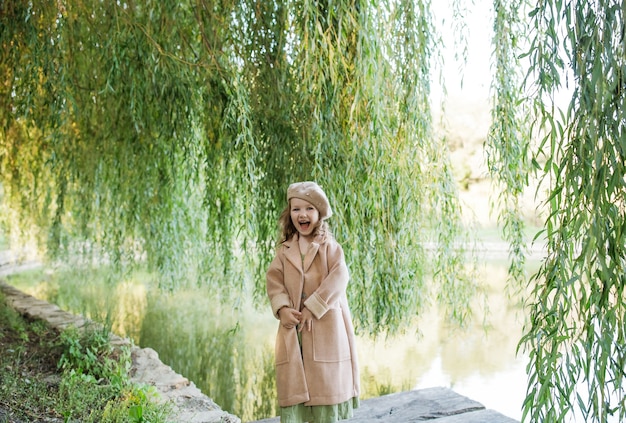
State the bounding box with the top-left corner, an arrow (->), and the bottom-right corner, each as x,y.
520,0 -> 626,421
487,0 -> 531,294
0,0 -> 476,335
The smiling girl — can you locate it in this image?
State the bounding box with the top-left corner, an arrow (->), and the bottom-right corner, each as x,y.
266,181 -> 360,423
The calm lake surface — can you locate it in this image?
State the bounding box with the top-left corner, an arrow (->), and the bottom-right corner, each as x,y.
7,258 -> 534,422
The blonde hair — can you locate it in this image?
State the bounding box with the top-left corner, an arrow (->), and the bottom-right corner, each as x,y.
278,201 -> 331,244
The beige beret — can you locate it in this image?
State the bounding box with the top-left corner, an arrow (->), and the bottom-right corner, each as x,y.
287,181 -> 333,219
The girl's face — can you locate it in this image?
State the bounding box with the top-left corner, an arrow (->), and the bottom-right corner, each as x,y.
290,197 -> 320,239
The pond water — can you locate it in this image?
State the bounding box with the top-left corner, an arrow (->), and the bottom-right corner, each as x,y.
7,259 -> 534,422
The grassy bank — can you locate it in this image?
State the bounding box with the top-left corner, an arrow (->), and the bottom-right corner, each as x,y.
0,291 -> 171,423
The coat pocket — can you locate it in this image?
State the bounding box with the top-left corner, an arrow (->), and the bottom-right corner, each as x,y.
312,308 -> 351,362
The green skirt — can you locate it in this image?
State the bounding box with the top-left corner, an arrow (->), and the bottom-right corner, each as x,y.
280,397 -> 359,423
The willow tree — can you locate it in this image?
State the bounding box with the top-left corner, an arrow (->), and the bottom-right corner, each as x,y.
519,1 -> 626,422
0,0 -> 473,335
4,0 -> 624,420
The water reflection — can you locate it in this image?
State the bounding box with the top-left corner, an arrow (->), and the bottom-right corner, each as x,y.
7,259 -> 531,422
138,288 -> 278,421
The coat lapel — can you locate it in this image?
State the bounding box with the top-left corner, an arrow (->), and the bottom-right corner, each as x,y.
284,236 -> 303,272
303,242 -> 320,273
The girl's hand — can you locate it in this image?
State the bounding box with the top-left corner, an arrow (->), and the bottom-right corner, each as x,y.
298,307 -> 314,332
278,307 -> 302,329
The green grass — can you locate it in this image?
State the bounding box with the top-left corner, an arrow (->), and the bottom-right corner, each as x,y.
0,292 -> 172,423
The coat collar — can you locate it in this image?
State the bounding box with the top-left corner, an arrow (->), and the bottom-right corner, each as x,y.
284,234 -> 321,273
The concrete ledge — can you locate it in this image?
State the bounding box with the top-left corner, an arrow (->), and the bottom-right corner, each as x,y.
351,387 -> 518,422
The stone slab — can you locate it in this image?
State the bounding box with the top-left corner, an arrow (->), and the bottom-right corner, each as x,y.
252,387 -> 519,423
130,347 -> 191,391
434,409 -> 519,423
353,387 -> 483,421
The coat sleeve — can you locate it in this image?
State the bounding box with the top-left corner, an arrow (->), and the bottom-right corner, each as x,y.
303,241 -> 349,320
266,249 -> 292,318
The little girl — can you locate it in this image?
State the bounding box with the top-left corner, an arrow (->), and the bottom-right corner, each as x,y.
266,181 -> 360,423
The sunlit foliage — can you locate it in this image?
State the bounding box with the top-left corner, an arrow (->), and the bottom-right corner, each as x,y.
0,0 -> 474,336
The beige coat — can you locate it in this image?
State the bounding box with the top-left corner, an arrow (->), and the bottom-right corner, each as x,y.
266,234 -> 360,408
